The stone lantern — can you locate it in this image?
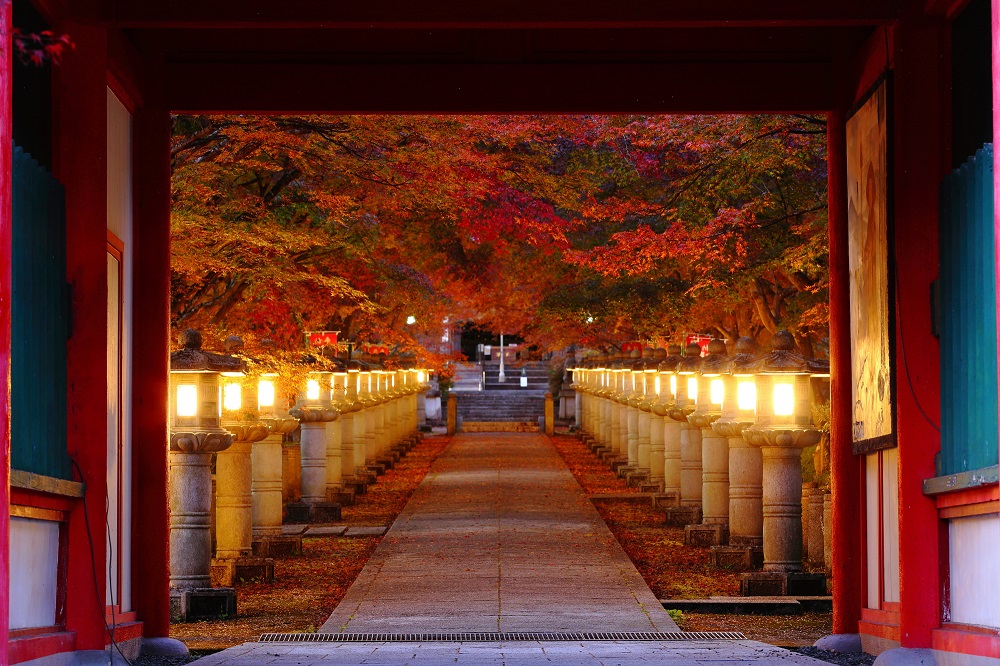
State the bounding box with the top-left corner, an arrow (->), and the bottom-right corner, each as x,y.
628,350 -> 652,483
287,365 -> 341,523
643,348 -> 667,493
710,337 -> 764,570
415,365 -> 430,428
668,343 -> 705,525
211,337 -> 275,586
740,330 -> 829,597
251,370 -> 301,557
168,329 -> 241,620
684,339 -> 729,547
653,345 -> 685,508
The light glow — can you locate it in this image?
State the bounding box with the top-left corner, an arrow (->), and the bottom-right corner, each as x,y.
737,381 -> 757,411
710,378 -> 724,405
654,376 -> 661,396
406,315 -> 416,325
687,377 -> 697,400
774,382 -> 795,416
176,384 -> 198,417
417,371 -> 426,383
670,375 -> 677,398
306,379 -> 321,401
258,379 -> 276,409
223,382 -> 242,412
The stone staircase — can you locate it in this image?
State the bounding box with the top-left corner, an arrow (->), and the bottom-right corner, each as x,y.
455,389 -> 547,423
481,360 -> 550,391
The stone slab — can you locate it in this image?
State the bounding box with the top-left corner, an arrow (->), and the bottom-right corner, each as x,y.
280,524 -> 307,535
253,535 -> 302,557
710,545 -> 764,571
664,506 -> 701,527
344,526 -> 387,537
305,525 -> 348,536
684,523 -> 728,547
739,572 -> 827,597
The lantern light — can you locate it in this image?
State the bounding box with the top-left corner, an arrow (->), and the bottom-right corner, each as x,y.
223,380 -> 243,412
774,382 -> 795,416
306,379 -> 321,401
737,380 -> 757,412
687,377 -> 698,400
710,378 -> 725,405
177,384 -> 198,417
258,378 -> 276,409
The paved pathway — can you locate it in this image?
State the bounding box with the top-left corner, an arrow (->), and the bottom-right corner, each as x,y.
192,433 -> 826,665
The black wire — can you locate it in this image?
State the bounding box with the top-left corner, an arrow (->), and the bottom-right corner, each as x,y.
69,457 -> 134,666
893,264 -> 941,433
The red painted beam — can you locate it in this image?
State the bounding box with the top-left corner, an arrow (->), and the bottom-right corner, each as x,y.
52,21 -> 109,652
828,108 -> 864,636
113,0 -> 895,29
0,0 -> 12,658
130,94 -> 172,638
165,61 -> 836,114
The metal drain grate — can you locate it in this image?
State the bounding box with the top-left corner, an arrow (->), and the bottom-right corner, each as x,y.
259,631 -> 746,643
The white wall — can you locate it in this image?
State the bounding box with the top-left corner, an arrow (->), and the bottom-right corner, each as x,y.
106,87 -> 134,611
949,513 -> 1000,628
9,517 -> 59,629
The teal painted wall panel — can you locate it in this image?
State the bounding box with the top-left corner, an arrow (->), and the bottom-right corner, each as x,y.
939,144 -> 999,475
11,146 -> 70,479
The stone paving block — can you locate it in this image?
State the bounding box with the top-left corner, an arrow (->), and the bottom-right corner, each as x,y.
304,525 -> 346,536
280,524 -> 307,535
344,526 -> 387,537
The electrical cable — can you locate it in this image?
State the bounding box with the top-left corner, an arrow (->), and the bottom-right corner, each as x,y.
69,457 -> 135,666
893,247 -> 941,434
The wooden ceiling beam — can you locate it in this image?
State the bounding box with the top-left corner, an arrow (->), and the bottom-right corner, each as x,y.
165,61 -> 836,114
114,0 -> 894,29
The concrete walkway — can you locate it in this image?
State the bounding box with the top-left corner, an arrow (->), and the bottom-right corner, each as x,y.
192,433 -> 827,665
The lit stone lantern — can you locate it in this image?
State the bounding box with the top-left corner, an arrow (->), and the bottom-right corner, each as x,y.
251,370 -> 301,557
636,349 -> 659,485
647,348 -> 668,490
330,362 -> 357,500
657,344 -> 686,507
415,366 -> 430,428
287,365 -> 341,523
168,329 -> 241,618
710,337 -> 764,570
371,366 -> 390,465
348,360 -> 373,485
740,330 -> 829,597
357,364 -> 378,470
674,343 -> 706,521
211,337 -> 275,586
683,339 -> 729,546
624,351 -> 644,469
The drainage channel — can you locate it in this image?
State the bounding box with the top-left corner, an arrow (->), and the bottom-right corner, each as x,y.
259,631 -> 746,643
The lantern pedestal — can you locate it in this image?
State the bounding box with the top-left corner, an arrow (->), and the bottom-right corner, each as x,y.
684,522 -> 728,547
690,411 -> 727,532
711,420 -> 763,570
253,420 -> 302,555
648,411 -> 665,491
663,417 -> 683,504
665,505 -> 701,527
287,408 -> 342,523
678,421 -> 703,509
710,544 -> 764,571
739,424 -> 826,596
168,431 -> 237,621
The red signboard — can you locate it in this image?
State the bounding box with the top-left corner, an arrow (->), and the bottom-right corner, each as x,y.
360,342 -> 390,355
306,330 -> 339,347
621,341 -> 645,353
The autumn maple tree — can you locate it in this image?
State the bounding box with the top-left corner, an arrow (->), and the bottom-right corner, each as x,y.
170,114 -> 828,362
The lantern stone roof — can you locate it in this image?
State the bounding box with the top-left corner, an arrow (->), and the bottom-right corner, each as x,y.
677,342 -> 705,373
170,329 -> 246,373
658,344 -> 684,372
753,330 -> 828,374
699,339 -> 729,374
729,336 -> 760,374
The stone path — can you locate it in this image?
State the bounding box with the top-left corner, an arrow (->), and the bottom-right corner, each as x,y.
192,433 -> 827,665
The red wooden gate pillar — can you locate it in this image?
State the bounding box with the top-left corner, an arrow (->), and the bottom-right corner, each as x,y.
0,0 -> 13,658
131,93 -> 173,642
826,109 -> 864,639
